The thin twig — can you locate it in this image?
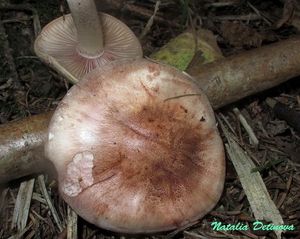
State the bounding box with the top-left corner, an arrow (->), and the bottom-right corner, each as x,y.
38,175 -> 64,232
0,188 -> 9,217
218,113 -> 236,135
2,16 -> 32,24
139,0 -> 161,40
205,1 -> 239,8
203,14 -> 262,22
166,220 -> 199,238
67,206 -> 77,239
247,2 -> 273,26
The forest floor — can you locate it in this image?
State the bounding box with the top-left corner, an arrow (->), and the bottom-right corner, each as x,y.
0,0 -> 299,238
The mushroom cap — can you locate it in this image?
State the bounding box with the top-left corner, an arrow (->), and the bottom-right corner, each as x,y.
34,13 -> 142,82
45,59 -> 225,233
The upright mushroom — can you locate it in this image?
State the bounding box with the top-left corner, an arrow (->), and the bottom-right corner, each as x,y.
45,59 -> 225,233
34,0 -> 142,83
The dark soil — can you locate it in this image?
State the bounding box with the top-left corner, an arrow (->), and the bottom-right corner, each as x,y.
0,0 -> 299,238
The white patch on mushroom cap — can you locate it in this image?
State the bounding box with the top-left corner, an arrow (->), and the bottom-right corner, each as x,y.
62,151 -> 94,197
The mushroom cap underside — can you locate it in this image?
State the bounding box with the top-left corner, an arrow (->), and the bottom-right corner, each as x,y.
45,59 -> 225,233
34,13 -> 142,82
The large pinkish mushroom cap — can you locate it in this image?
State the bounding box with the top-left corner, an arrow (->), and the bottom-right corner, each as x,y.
45,59 -> 225,233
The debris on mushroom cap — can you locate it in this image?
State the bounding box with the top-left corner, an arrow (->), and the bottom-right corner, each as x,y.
45,59 -> 225,233
34,13 -> 142,83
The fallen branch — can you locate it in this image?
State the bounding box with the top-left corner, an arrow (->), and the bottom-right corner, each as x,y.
186,36 -> 300,108
1,36 -> 300,183
0,112 -> 53,183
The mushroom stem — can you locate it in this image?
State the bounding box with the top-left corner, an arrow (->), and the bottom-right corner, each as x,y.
67,0 -> 104,56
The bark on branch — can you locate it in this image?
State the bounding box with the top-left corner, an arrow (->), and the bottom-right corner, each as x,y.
0,112 -> 53,183
187,37 -> 300,108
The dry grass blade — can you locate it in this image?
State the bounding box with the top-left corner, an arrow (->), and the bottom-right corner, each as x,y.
11,178 -> 35,231
67,205 -> 78,239
42,54 -> 79,84
0,188 -> 9,214
37,175 -> 64,232
32,192 -> 47,204
233,108 -> 259,146
217,116 -> 284,239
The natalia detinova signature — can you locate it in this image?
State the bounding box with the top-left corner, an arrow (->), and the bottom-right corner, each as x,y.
211,221 -> 296,231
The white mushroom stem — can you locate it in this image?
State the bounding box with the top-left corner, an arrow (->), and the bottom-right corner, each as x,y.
67,0 -> 104,56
